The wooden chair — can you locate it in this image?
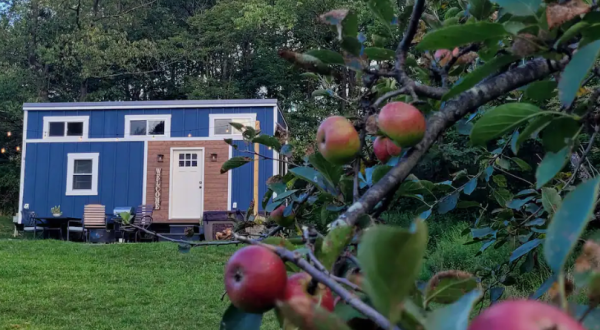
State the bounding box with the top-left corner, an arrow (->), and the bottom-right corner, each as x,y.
82,204 -> 107,242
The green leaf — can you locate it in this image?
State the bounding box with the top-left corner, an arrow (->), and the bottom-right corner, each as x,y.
541,117 -> 581,153
503,21 -> 527,35
559,40 -> 600,107
425,277 -> 479,306
524,80 -> 557,102
493,188 -> 513,206
358,221 -> 428,324
364,47 -> 395,61
463,178 -> 478,195
510,238 -> 542,262
469,0 -> 494,20
341,36 -> 362,56
300,72 -> 320,80
262,189 -> 273,209
281,144 -> 293,157
273,189 -> 299,202
535,146 -> 571,189
470,103 -> 542,146
220,156 -> 252,174
490,0 -> 541,16
342,10 -> 358,37
312,89 -> 330,97
372,165 -> 392,184
416,22 -> 508,51
514,115 -> 554,153
445,7 -> 462,20
438,193 -> 459,214
573,304 -> 600,330
309,153 -> 343,186
555,22 -> 590,48
367,0 -> 395,26
492,174 -> 507,187
265,201 -> 284,212
252,135 -> 282,151
290,166 -> 323,186
545,178 -> 600,272
425,290 -> 482,330
496,158 -> 511,170
306,49 -> 345,65
318,225 -> 353,271
511,157 -> 532,171
220,304 -> 263,330
541,187 -> 562,214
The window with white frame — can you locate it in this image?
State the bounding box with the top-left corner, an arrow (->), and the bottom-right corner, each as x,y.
66,153 -> 99,196
209,114 -> 257,137
43,116 -> 89,139
124,115 -> 171,138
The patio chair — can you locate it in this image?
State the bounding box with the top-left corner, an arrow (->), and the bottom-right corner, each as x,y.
133,204 -> 155,242
19,210 -> 44,239
81,204 -> 107,242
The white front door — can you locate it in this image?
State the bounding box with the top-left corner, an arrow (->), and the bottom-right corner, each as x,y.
170,149 -> 204,219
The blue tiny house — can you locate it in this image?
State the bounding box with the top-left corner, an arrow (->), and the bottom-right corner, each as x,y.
19,99 -> 288,224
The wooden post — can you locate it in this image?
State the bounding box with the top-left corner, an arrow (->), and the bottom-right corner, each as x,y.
253,120 -> 260,215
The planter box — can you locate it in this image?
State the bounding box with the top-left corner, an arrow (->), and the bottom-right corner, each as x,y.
202,211 -> 242,241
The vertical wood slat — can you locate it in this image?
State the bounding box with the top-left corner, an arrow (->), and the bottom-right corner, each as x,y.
253,120 -> 260,215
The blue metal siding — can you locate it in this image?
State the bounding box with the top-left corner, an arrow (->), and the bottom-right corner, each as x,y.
22,142 -> 144,218
230,141 -> 275,212
27,107 -> 275,139
277,110 -> 287,129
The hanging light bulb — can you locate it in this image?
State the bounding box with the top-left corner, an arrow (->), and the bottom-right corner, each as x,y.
188,133 -> 192,137
16,146 -> 20,152
1,148 -> 5,154
7,131 -> 11,137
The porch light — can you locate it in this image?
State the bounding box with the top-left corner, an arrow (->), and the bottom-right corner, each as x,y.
6,131 -> 11,137
211,153 -> 218,162
157,154 -> 164,162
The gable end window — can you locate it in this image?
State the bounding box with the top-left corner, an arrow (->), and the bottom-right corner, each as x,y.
43,116 -> 89,139
66,153 -> 99,196
209,114 -> 257,138
125,115 -> 171,138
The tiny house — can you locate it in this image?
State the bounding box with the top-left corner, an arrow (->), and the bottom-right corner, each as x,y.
18,99 -> 287,224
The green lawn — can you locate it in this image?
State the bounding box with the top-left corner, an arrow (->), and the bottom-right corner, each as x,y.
0,217 -> 277,330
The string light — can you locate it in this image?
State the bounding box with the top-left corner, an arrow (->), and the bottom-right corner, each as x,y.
1,148 -> 5,154
7,131 -> 11,137
188,133 -> 192,137
78,136 -> 82,141
16,146 -> 20,152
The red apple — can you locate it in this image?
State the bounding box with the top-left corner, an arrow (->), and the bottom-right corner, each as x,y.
224,245 -> 287,313
468,300 -> 585,330
373,137 -> 402,162
378,102 -> 426,148
270,204 -> 295,227
283,272 -> 335,312
316,116 -> 360,165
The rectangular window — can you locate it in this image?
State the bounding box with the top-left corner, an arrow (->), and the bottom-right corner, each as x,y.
43,116 -> 89,139
66,153 -> 99,196
209,114 -> 256,137
125,115 -> 171,138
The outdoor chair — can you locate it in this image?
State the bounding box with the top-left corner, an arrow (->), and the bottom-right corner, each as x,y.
133,204 -> 155,242
81,204 -> 107,242
19,210 -> 44,239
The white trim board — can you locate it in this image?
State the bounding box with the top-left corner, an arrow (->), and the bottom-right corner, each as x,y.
142,141 -> 148,204
24,103 -> 277,111
208,113 -> 257,139
42,116 -> 89,141
25,136 -> 238,143
168,147 -> 205,220
66,153 -> 100,196
18,111 -> 28,224
124,114 -> 171,139
227,145 -> 232,211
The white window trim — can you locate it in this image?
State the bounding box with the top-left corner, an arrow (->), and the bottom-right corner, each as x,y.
208,113 -> 257,138
66,153 -> 99,196
42,116 -> 89,141
124,114 -> 171,139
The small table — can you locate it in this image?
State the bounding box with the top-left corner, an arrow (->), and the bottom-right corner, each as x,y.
35,216 -> 82,240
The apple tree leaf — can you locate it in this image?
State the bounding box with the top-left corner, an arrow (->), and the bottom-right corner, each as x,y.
220,304 -> 263,330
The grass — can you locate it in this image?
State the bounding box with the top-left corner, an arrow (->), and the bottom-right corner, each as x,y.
0,217 -> 278,330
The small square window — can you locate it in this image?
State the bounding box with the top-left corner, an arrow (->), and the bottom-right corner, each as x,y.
179,154 -> 184,160
49,122 -> 65,137
192,154 -> 197,160
130,120 -> 146,135
192,161 -> 198,167
67,122 -> 83,136
185,154 -> 191,160
179,161 -> 184,167
185,161 -> 191,166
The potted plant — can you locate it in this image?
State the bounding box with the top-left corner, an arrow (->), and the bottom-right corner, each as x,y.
51,205 -> 62,217
114,211 -> 132,238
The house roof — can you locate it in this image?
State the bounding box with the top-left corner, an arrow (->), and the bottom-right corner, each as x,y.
22,99 -> 279,111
